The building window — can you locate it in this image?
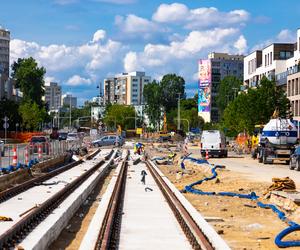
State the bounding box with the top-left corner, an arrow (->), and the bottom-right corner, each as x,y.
292,79 -> 295,96
296,78 -> 299,95
270,52 -> 272,64
296,100 -> 299,116
265,55 -> 267,66
287,80 -> 291,96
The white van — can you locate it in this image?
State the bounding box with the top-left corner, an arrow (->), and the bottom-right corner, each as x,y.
200,130 -> 227,157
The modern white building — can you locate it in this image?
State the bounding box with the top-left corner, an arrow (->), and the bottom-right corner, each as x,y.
244,28 -> 300,123
244,43 -> 294,88
62,94 -> 77,108
104,71 -> 151,105
45,82 -> 62,111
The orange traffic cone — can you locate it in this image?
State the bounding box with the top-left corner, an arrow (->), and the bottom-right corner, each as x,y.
12,146 -> 17,166
205,149 -> 209,160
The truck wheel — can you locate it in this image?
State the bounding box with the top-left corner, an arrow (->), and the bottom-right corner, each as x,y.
296,160 -> 300,171
290,160 -> 295,170
258,151 -> 263,163
263,153 -> 268,164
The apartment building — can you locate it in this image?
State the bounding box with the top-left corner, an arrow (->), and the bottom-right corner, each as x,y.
104,72 -> 151,105
62,94 -> 77,108
198,52 -> 244,122
45,82 -> 62,111
244,28 -> 300,122
0,27 -> 10,100
244,43 -> 294,88
286,29 -> 300,121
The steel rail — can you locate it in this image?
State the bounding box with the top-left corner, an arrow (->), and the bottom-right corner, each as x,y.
94,151 -> 128,250
0,149 -> 104,204
0,149 -> 115,249
146,160 -> 214,250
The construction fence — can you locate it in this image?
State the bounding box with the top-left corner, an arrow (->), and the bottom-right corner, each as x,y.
0,140 -> 82,169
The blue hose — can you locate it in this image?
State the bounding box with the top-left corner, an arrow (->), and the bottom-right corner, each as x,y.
182,156 -> 300,248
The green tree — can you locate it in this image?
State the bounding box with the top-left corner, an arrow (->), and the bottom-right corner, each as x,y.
0,99 -> 21,131
11,57 -> 46,107
143,80 -> 162,130
216,76 -> 242,116
19,101 -> 47,131
103,104 -> 136,130
160,74 -> 185,112
221,77 -> 291,137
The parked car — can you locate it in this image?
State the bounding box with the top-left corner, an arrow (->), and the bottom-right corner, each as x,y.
29,136 -> 50,154
290,146 -> 300,170
92,135 -> 124,147
58,132 -> 68,141
66,133 -> 80,142
0,140 -> 4,157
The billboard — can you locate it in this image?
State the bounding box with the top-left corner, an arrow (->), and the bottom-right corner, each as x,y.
198,59 -> 212,122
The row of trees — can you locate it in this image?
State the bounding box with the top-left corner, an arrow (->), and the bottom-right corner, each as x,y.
143,74 -> 204,131
0,57 -> 49,131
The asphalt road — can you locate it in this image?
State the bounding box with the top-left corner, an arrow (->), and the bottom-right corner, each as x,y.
188,149 -> 300,187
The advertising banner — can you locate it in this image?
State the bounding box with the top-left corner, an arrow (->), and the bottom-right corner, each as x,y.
198,59 -> 211,122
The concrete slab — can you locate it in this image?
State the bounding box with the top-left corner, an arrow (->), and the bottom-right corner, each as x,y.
18,149 -> 117,250
0,149 -> 111,236
118,153 -> 192,250
148,160 -> 230,250
80,150 -> 128,250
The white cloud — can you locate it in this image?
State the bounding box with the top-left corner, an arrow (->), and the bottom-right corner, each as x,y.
67,75 -> 92,86
124,51 -> 140,72
115,14 -> 158,34
10,30 -> 122,76
45,76 -> 59,85
152,3 -> 189,23
92,29 -> 106,43
123,28 -> 243,84
153,3 -> 249,29
252,29 -> 296,51
234,35 -> 247,54
276,29 -> 295,43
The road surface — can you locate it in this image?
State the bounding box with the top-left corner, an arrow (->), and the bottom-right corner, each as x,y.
189,149 -> 300,187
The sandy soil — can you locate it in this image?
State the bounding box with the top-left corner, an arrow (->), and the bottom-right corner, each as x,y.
149,146 -> 300,250
49,167 -> 115,250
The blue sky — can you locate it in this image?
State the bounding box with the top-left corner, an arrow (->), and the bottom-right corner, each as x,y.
1,0 -> 300,104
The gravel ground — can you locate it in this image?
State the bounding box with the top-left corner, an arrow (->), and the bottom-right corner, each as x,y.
148,144 -> 300,250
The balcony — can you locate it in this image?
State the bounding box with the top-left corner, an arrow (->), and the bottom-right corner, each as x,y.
287,65 -> 300,76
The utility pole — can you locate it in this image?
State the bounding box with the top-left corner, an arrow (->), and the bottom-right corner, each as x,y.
177,93 -> 181,130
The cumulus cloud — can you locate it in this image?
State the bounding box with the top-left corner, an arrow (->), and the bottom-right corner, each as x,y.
234,35 -> 247,54
92,29 -> 106,43
123,27 -> 243,84
152,3 -> 189,23
152,3 -> 250,29
252,29 -> 296,51
10,29 -> 124,88
67,75 -> 92,86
